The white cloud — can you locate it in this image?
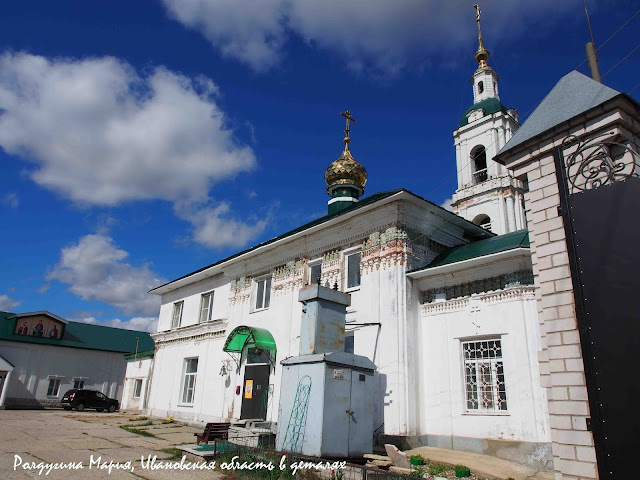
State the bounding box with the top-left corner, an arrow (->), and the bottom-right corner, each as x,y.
48,234 -> 164,316
37,283 -> 51,294
440,196 -> 453,211
161,0 -> 581,74
0,51 -> 266,249
0,52 -> 255,206
162,0 -> 287,72
2,192 -> 18,208
0,294 -> 22,311
74,315 -> 158,333
175,200 -> 268,249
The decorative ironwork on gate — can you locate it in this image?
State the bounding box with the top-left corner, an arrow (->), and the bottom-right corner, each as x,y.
561,132 -> 639,193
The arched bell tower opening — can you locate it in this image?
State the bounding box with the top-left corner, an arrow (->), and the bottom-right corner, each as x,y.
473,214 -> 492,232
471,145 -> 488,184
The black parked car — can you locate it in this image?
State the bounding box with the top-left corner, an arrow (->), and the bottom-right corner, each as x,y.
60,389 -> 119,413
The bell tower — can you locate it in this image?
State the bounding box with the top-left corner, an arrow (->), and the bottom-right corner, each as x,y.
451,5 -> 525,235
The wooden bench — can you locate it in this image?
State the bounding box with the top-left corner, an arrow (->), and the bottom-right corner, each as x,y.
194,422 -> 231,445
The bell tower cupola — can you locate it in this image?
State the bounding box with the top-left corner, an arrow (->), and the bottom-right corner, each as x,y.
472,4 -> 500,104
325,110 -> 368,215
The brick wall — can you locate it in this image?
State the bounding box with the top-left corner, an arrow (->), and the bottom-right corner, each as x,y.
511,155 -> 598,480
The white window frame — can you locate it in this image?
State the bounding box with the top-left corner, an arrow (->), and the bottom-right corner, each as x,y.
73,377 -> 87,389
171,301 -> 183,329
46,377 -> 62,397
344,250 -> 361,292
308,260 -> 322,286
133,379 -> 143,399
252,276 -> 272,312
461,338 -> 508,414
199,291 -> 215,323
180,358 -> 198,405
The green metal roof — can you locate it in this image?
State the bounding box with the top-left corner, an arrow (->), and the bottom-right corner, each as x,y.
422,230 -> 530,269
223,326 -> 277,353
459,97 -> 510,127
0,311 -> 154,354
124,349 -> 155,360
150,188 -> 495,294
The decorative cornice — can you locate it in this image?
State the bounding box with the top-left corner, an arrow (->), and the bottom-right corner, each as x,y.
420,285 -> 535,315
152,320 -> 227,346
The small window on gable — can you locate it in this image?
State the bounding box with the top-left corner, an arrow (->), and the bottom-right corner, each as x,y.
199,291 -> 214,323
254,277 -> 272,310
478,81 -> 484,94
346,252 -> 361,290
171,302 -> 183,329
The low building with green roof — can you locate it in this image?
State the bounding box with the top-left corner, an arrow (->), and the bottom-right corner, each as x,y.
0,310 -> 153,409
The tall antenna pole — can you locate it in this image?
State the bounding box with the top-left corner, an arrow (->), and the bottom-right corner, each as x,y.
583,0 -> 602,82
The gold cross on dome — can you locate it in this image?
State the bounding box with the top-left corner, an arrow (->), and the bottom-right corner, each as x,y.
474,4 -> 485,50
340,110 -> 356,151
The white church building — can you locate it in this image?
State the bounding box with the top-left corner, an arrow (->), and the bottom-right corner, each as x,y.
143,22 -> 552,471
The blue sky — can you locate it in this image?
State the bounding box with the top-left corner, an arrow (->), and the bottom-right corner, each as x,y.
1,0 -> 638,332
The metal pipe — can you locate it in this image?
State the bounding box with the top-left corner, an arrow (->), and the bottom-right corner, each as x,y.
585,42 -> 602,83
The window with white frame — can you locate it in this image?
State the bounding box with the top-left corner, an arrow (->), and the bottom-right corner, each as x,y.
133,379 -> 143,398
462,339 -> 508,412
181,358 -> 198,404
254,277 -> 271,310
73,378 -> 86,389
199,291 -> 214,323
171,301 -> 183,329
47,378 -> 61,396
309,263 -> 322,286
346,252 -> 361,290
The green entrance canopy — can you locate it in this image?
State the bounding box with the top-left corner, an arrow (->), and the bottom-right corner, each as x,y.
223,326 -> 277,353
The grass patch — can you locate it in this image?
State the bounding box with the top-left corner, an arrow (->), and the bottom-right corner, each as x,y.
119,425 -> 157,438
162,416 -> 175,424
160,448 -> 184,460
129,420 -> 153,427
428,462 -> 449,476
129,416 -> 149,422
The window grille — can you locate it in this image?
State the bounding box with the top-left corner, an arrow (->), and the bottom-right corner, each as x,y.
463,339 -> 507,411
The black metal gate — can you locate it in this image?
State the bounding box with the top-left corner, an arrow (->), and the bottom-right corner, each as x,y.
554,135 -> 640,479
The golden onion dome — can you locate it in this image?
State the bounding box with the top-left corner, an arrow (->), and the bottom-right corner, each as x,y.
325,146 -> 367,194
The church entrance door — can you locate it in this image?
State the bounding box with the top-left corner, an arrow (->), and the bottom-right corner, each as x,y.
240,364 -> 270,420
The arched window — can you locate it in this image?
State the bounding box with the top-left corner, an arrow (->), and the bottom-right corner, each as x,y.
471,146 -> 487,184
478,81 -> 484,94
473,214 -> 492,231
